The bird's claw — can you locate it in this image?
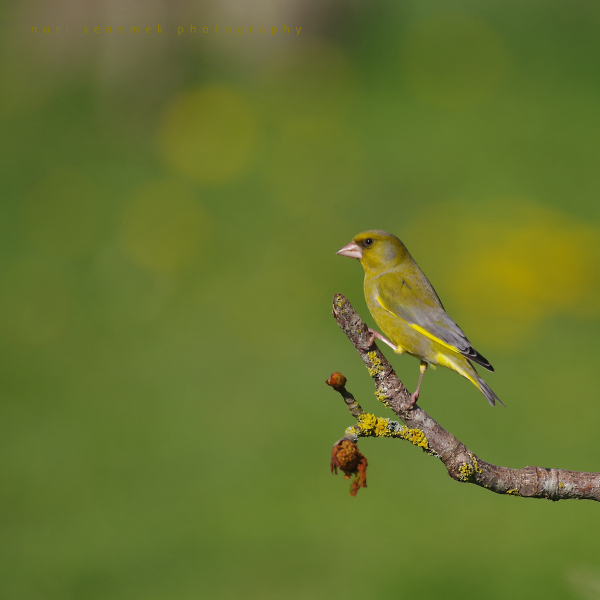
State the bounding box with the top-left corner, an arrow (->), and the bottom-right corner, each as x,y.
367,329 -> 376,347
408,391 -> 419,407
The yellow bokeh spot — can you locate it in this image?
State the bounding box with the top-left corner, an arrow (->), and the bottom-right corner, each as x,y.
26,169 -> 100,257
401,14 -> 510,109
0,259 -> 70,345
159,85 -> 258,184
121,180 -> 208,273
405,198 -> 600,348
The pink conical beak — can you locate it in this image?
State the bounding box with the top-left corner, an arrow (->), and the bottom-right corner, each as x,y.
336,241 -> 363,259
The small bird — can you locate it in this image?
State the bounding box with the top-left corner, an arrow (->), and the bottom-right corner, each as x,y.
337,230 -> 502,407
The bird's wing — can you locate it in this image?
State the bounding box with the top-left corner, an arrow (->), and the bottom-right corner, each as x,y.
375,270 -> 494,371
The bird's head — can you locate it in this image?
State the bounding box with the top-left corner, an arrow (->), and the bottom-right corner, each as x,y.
337,230 -> 407,273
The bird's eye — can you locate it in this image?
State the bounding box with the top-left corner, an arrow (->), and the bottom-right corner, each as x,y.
364,238 -> 373,247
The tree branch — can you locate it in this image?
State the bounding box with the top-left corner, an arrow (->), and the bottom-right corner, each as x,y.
327,293 -> 600,501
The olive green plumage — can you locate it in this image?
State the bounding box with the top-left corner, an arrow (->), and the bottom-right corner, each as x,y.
338,229 -> 502,406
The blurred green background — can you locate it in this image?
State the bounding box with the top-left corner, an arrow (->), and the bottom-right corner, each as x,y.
2,1 -> 600,598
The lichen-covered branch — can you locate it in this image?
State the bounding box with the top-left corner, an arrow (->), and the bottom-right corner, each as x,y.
328,293 -> 600,501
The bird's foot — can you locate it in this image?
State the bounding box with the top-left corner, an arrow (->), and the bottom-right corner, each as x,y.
407,361 -> 428,408
366,328 -> 397,351
408,391 -> 419,407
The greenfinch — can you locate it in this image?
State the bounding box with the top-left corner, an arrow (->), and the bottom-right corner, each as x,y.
337,230 -> 502,407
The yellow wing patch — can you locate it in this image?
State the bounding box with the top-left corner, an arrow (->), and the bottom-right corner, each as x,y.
410,323 -> 459,354
375,296 -> 481,392
376,294 -> 459,354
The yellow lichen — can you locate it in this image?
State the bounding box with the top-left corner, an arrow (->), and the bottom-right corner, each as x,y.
374,389 -> 390,407
375,417 -> 393,437
351,413 -> 395,438
335,296 -> 345,308
458,462 -> 474,481
470,453 -> 482,474
396,426 -> 429,451
367,351 -> 384,377
506,488 -> 520,496
357,412 -> 377,433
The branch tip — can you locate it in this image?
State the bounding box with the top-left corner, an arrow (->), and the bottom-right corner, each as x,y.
326,372 -> 347,390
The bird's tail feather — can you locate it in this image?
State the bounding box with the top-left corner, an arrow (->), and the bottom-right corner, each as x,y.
475,374 -> 504,408
444,356 -> 504,408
